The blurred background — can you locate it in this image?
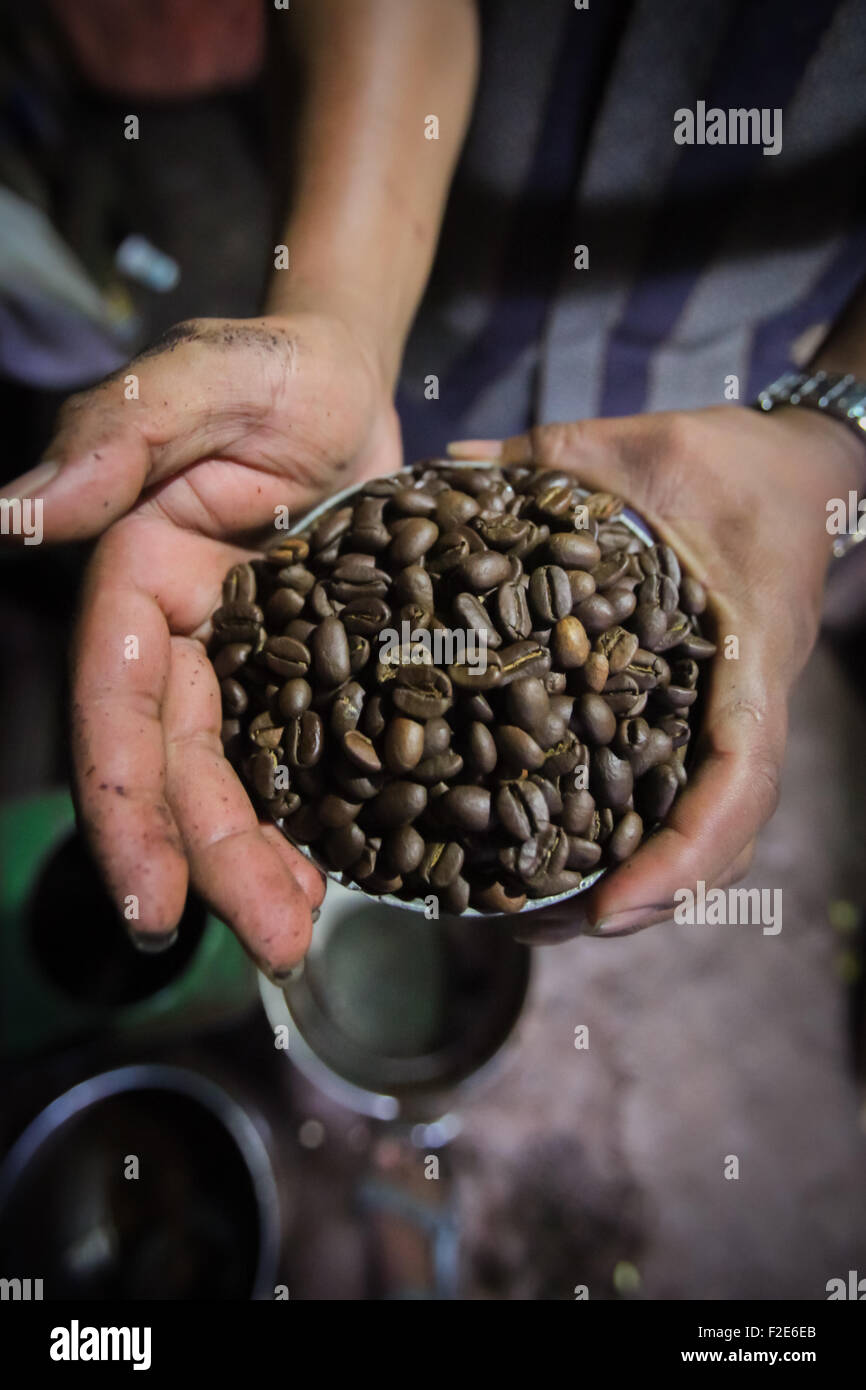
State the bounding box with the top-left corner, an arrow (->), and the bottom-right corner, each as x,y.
1,0 -> 865,1300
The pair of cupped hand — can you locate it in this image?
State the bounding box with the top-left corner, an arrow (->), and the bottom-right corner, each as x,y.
7,311 -> 855,974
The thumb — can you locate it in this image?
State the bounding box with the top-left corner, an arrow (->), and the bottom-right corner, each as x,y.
3,383 -> 151,543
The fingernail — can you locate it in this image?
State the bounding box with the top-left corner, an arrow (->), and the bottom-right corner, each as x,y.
129,927 -> 178,954
4,460 -> 60,499
272,960 -> 304,985
589,905 -> 673,937
446,439 -> 503,459
311,906 -> 321,924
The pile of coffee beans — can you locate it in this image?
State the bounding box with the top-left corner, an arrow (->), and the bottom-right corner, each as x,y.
211,463 -> 714,915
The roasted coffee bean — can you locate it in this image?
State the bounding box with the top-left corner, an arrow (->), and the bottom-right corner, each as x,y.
566,569 -> 596,606
393,564 -> 434,607
310,507 -> 353,553
311,616 -> 350,687
467,720 -> 497,774
528,565 -> 572,623
340,596 -> 391,637
606,586 -> 637,623
457,550 -> 511,592
591,747 -> 634,811
342,729 -> 382,773
391,487 -> 437,518
420,840 -> 465,889
384,717 -> 425,773
212,642 -> 252,680
625,650 -> 668,691
275,563 -> 316,595
389,517 -> 439,566
422,716 -> 452,755
675,632 -> 717,660
542,730 -> 583,776
212,601 -> 263,646
330,578 -> 389,603
413,750 -> 465,784
277,678 -> 312,720
497,780 -> 550,839
534,711 -> 568,750
654,683 -> 698,711
318,794 -> 362,829
351,497 -> 391,552
223,562 -> 257,605
348,635 -> 371,673
574,692 -> 617,745
657,714 -> 691,748
466,693 -> 495,722
495,725 -> 546,772
498,640 -> 551,686
438,786 -> 491,832
264,537 -> 309,567
580,652 -> 610,692
547,532 -> 601,569
494,580 -> 532,641
473,514 -> 532,550
220,678 -> 248,716
265,587 -> 306,626
386,824 -> 426,875
441,875 -> 471,915
594,625 -> 639,674
603,672 -> 645,716
505,676 -> 549,731
393,666 -> 453,719
250,749 -> 279,801
670,657 -> 699,690
436,489 -> 480,527
330,681 -> 365,737
472,881 -> 527,914
517,824 -> 569,882
325,821 -> 366,870
263,635 -> 311,679
566,836 -> 603,872
544,670 -> 568,695
283,711 -> 322,768
573,593 -> 616,635
248,711 -> 283,751
553,616 -> 590,669
633,603 -> 668,650
308,582 -> 336,621
447,653 -> 503,691
679,575 -> 707,615
365,780 -> 428,829
607,811 -> 644,863
453,592 -> 502,648
561,790 -> 595,835
591,552 -> 630,590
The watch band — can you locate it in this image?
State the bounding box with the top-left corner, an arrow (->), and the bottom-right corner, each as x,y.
753,369 -> 866,559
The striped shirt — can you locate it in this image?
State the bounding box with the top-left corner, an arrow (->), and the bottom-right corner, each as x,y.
397,0 -> 866,459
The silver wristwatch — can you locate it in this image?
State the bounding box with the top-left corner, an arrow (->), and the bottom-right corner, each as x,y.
754,369 -> 866,559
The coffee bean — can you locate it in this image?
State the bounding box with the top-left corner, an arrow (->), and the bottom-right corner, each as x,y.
566,569 -> 596,605
574,692 -> 616,745
679,576 -> 707,615
505,675 -> 549,731
494,580 -> 532,641
675,632 -> 717,660
318,793 -> 362,828
351,497 -> 391,552
264,537 -> 309,567
340,596 -> 391,636
223,562 -> 257,605
552,616 -> 590,669
393,565 -> 434,607
275,564 -> 316,595
608,811 -> 644,862
436,489 -> 480,527
422,717 -> 452,755
212,642 -> 252,680
528,565 -> 572,624
311,616 -> 350,687
561,790 -> 595,835
606,587 -> 637,623
284,711 -> 323,768
547,532 -> 601,569
342,729 -> 382,773
633,603 -> 668,650
452,591 -> 502,649
594,625 -> 639,674
447,652 -> 503,691
385,824 -> 426,874
442,875 -> 471,914
413,750 -> 464,784
591,746 -> 634,811
472,881 -> 527,914
384,717 -> 425,773
497,780 -> 550,839
325,821 -> 366,870
212,601 -> 264,646
457,550 -> 512,591
573,593 -> 616,635
517,824 -> 569,882
421,840 -> 465,889
498,640 -> 551,686
220,678 -> 248,716
389,517 -> 439,566
263,635 -> 311,679
277,678 -> 312,720
393,666 -> 453,719
467,720 -> 497,774
365,780 -> 428,829
438,786 -> 491,832
495,725 -> 546,772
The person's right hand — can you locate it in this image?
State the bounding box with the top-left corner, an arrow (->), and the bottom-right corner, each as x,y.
6,309 -> 401,976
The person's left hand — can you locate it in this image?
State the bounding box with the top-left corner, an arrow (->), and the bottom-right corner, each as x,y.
448,404 -> 862,942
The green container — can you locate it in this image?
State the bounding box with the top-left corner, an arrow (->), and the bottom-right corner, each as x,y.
0,790 -> 257,1058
